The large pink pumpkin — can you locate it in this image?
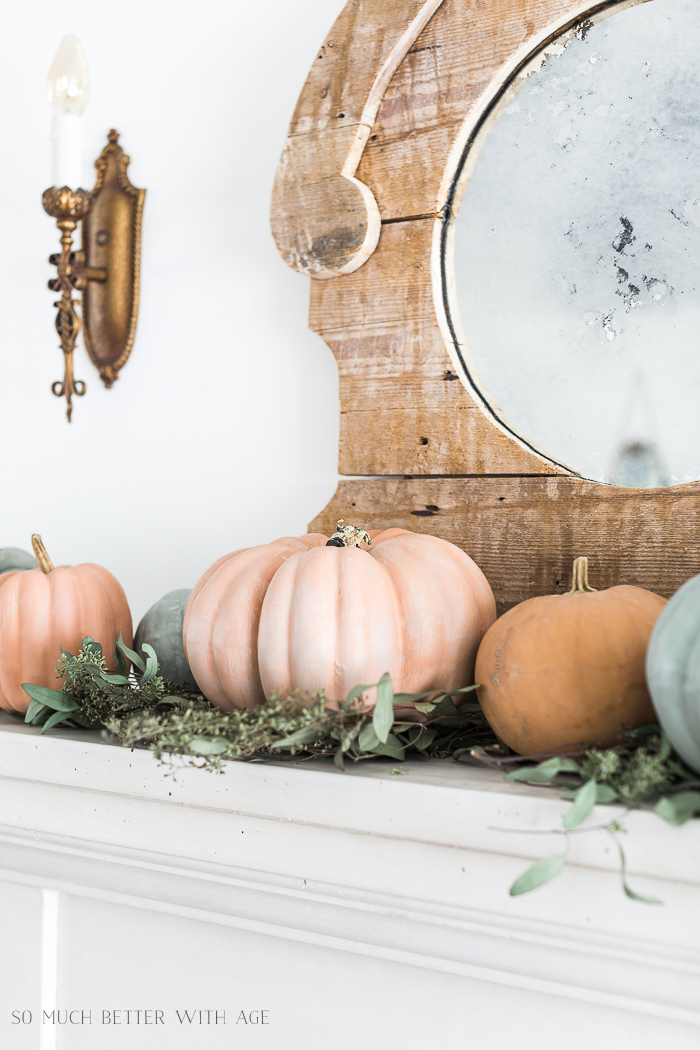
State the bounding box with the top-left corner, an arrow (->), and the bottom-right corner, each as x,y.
183,527 -> 496,709
0,535 -> 133,714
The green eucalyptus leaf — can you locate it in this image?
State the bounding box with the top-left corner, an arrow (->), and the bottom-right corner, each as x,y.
393,690 -> 440,704
117,632 -> 145,674
80,664 -> 109,683
612,836 -> 662,905
25,697 -> 48,723
188,736 -> 229,756
563,778 -> 597,829
21,684 -> 78,713
432,696 -> 460,717
370,733 -> 405,760
411,727 -> 437,751
372,673 -> 394,744
342,682 -> 376,708
271,726 -> 325,749
452,746 -> 481,762
333,747 -> 345,770
622,883 -> 663,905
654,791 -> 700,826
114,641 -> 130,678
140,643 -> 159,684
412,701 -> 438,714
80,637 -> 103,662
101,673 -> 131,685
506,757 -> 579,783
40,710 -> 74,734
510,855 -> 566,896
358,723 -> 381,752
341,725 -> 361,752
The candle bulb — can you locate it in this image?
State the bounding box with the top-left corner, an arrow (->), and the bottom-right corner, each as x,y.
46,35 -> 90,190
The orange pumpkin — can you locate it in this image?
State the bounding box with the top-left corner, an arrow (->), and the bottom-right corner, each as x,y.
184,523 -> 496,710
475,557 -> 666,755
0,535 -> 132,714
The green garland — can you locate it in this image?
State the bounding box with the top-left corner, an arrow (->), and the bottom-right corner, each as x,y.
19,635 -> 700,902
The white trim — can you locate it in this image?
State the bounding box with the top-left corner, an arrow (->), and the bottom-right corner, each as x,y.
2,826 -> 699,1028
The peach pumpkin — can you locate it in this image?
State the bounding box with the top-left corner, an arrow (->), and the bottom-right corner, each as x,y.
475,557 -> 667,755
183,523 -> 496,710
0,535 -> 133,714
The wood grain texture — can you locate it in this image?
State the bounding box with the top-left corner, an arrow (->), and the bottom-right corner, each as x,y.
271,126 -> 374,276
310,479 -> 700,614
270,0 -> 691,601
311,218 -> 567,474
271,0 -> 445,277
356,0 -> 589,219
287,0 -> 438,138
327,320 -> 562,475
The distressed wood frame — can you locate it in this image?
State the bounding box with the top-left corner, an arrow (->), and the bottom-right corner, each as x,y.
271,0 -> 700,613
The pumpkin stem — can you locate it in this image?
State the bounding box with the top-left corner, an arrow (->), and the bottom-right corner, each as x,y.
568,556 -> 597,594
326,519 -> 372,549
31,534 -> 55,574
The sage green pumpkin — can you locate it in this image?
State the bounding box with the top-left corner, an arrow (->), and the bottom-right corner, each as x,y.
646,574 -> 700,774
0,547 -> 38,574
134,589 -> 197,688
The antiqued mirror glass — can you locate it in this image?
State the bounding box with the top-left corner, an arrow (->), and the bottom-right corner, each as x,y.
451,0 -> 700,486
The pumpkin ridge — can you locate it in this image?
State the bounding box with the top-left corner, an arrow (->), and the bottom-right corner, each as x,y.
0,551 -> 131,713
0,573 -> 26,711
188,528 -> 494,710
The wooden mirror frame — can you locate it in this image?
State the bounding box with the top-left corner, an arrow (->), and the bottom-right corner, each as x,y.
271,0 -> 700,613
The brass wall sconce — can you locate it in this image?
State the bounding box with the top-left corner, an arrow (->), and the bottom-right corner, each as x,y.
43,132 -> 145,421
43,37 -> 145,421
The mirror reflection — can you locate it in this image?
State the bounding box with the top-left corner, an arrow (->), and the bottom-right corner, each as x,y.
451,0 -> 700,486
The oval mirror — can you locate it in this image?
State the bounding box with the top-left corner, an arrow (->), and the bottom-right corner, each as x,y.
449,0 -> 700,487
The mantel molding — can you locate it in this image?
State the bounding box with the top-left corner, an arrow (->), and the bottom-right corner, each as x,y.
1,823 -> 699,1028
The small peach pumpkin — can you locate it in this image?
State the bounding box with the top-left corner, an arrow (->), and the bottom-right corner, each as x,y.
475,557 -> 666,755
0,535 -> 133,714
184,523 -> 496,709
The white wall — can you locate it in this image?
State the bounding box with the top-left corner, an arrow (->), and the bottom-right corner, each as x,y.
1,0 -> 344,627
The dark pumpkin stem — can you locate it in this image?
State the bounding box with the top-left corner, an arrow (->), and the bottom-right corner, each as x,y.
31,534 -> 55,574
326,519 -> 371,549
568,556 -> 596,594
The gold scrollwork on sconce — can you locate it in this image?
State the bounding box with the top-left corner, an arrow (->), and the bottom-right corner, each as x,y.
43,130 -> 146,421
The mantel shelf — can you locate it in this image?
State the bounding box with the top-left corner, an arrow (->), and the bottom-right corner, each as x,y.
1,712 -> 699,1043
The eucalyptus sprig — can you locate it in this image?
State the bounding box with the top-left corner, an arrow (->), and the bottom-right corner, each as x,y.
19,637 -> 700,906
22,633 -> 200,734
106,672 -> 495,773
474,733 -> 700,902
21,638 -> 497,771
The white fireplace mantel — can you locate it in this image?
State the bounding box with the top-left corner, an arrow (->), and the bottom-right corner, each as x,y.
0,712 -> 698,1049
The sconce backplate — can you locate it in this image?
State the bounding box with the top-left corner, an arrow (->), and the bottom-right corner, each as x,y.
82,131 -> 145,388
